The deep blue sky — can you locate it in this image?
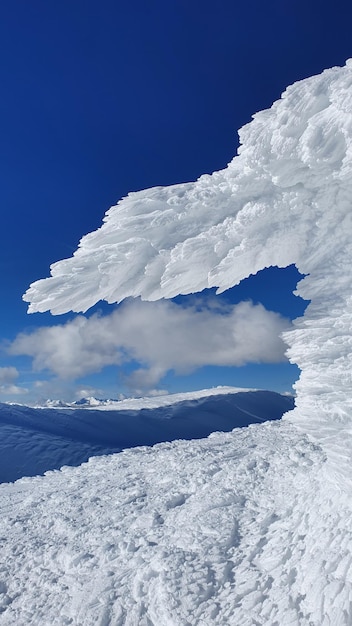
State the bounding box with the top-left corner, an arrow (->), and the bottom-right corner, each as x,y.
1,0 -> 352,402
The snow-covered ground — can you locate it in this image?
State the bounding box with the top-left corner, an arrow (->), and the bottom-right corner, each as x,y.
0,388 -> 292,483
1,413 -> 350,625
4,61 -> 352,624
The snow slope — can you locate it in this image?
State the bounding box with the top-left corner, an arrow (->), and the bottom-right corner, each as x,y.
1,419 -> 350,625
3,61 -> 351,623
0,389 -> 292,483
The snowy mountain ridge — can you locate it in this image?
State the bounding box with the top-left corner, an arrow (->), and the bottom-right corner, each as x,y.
39,386 -> 257,410
0,389 -> 292,483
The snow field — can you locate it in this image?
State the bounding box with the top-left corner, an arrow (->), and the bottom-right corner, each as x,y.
0,390 -> 292,483
1,419 -> 351,625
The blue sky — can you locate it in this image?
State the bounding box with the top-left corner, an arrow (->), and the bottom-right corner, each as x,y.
1,0 -> 352,403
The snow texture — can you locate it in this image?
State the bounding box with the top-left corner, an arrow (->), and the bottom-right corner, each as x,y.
0,417 -> 350,625
8,60 -> 352,623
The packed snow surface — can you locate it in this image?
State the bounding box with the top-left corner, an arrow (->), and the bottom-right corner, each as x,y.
10,61 -> 352,623
1,418 -> 351,625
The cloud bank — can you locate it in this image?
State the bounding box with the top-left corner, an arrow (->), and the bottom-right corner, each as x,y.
0,366 -> 19,384
0,366 -> 27,396
10,299 -> 289,391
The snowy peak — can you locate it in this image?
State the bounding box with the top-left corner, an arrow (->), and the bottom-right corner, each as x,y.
43,396 -> 111,408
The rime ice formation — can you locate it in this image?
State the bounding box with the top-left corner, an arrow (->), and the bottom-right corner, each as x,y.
25,60 -> 352,460
9,61 -> 352,624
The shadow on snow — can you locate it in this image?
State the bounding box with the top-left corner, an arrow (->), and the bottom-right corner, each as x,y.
0,391 -> 293,483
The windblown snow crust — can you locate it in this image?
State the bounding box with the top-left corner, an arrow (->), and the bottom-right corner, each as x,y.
1,421 -> 351,625
25,60 -> 352,452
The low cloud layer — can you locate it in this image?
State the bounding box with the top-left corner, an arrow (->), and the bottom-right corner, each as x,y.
0,367 -> 27,396
9,299 -> 290,392
0,366 -> 19,384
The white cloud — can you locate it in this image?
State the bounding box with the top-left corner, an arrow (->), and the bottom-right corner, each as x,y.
0,366 -> 19,384
9,299 -> 290,392
9,316 -> 125,379
0,384 -> 27,396
0,367 -> 27,398
31,380 -> 105,405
